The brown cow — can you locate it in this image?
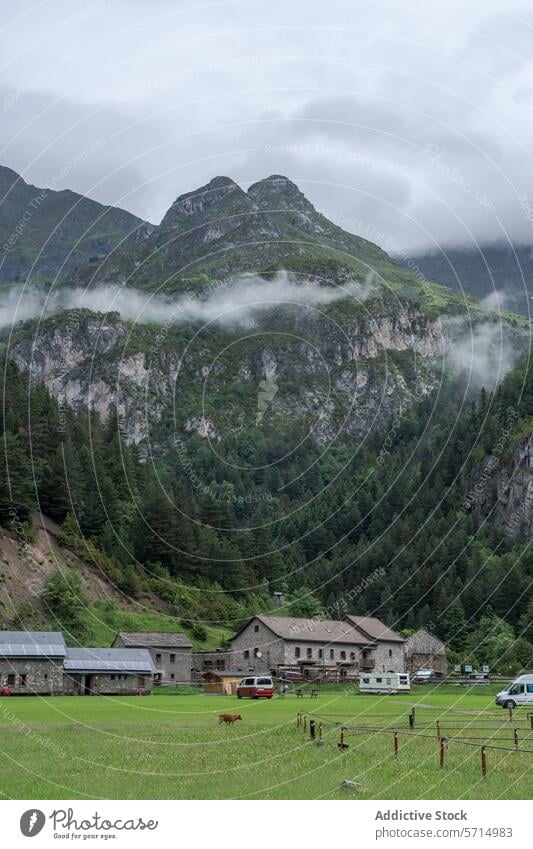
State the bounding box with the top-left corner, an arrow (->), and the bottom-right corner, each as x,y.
218,713 -> 243,725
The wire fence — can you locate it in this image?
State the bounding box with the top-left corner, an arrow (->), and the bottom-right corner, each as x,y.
295,705 -> 533,778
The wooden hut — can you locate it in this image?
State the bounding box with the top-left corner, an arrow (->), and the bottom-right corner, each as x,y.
202,670 -> 243,695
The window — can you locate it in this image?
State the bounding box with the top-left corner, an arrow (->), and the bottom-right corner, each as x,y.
254,624 -> 259,633
155,653 -> 162,664
350,652 -> 356,660
254,648 -> 260,657
330,649 -> 334,659
244,678 -> 255,686
318,649 -> 323,659
243,650 -> 249,659
44,673 -> 48,680
295,647 -> 301,658
110,675 -> 115,680
386,678 -> 391,685
257,677 -> 272,685
362,677 -> 370,684
170,673 -> 175,680
170,654 -> 176,663
375,677 -> 382,683
389,649 -> 393,658
7,674 -> 15,686
19,674 -> 27,686
509,684 -> 524,695
306,647 -> 312,659
527,684 -> 533,693
340,651 -> 346,660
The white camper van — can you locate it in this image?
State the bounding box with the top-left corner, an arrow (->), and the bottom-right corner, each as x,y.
359,672 -> 411,694
495,674 -> 533,709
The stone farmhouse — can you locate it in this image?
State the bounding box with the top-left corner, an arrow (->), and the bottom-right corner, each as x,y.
229,614 -> 405,679
0,631 -> 156,695
344,615 -> 405,672
113,632 -> 192,685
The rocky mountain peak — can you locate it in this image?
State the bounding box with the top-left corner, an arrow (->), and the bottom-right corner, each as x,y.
247,174 -> 315,213
160,175 -> 251,229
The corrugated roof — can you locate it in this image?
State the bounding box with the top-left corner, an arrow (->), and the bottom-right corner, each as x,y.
0,631 -> 66,658
345,615 -> 404,643
115,632 -> 192,649
64,647 -> 156,674
255,615 -> 374,646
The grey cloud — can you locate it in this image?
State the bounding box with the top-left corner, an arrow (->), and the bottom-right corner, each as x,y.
1,0 -> 533,252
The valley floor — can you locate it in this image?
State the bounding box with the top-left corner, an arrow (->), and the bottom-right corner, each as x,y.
0,685 -> 531,799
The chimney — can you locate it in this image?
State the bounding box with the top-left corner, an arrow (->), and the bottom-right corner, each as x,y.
272,591 -> 284,608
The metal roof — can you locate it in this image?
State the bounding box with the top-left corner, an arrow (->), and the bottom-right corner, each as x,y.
0,631 -> 66,658
0,643 -> 66,657
115,631 -> 192,649
64,647 -> 156,674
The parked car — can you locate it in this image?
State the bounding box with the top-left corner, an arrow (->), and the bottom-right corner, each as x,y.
495,674 -> 533,709
413,668 -> 442,684
459,673 -> 490,686
237,676 -> 274,699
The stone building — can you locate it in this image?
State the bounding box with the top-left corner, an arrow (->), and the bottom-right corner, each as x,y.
230,615 -> 376,679
345,615 -> 405,672
404,628 -> 448,674
0,631 -> 66,695
63,647 -> 156,695
113,632 -> 192,685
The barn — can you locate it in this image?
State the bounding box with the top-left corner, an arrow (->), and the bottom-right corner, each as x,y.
0,631 -> 66,695
62,647 -> 156,695
404,629 -> 448,675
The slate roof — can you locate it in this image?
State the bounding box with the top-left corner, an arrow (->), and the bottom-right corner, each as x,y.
253,615 -> 375,646
0,631 -> 66,658
114,631 -> 192,649
345,615 -> 404,643
64,647 -> 156,674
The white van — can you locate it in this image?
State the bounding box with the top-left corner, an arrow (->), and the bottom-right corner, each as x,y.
495,674 -> 533,708
359,672 -> 410,694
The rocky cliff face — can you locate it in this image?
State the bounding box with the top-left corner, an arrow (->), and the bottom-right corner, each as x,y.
467,436 -> 533,539
9,294 -> 445,446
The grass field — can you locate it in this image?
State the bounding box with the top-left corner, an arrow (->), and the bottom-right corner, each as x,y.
0,685 -> 532,800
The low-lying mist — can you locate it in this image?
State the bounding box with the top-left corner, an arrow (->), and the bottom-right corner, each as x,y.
0,272 -> 374,331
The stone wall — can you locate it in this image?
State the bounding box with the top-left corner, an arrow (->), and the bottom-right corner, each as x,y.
371,641 -> 405,673
62,672 -> 153,695
113,637 -> 192,684
0,658 -> 63,695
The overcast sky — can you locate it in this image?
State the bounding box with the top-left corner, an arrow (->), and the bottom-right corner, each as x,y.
2,0 -> 533,253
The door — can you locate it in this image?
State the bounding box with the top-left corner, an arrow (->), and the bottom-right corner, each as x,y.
84,675 -> 93,695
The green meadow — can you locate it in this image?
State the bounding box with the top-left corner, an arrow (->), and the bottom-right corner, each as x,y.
0,685 -> 531,800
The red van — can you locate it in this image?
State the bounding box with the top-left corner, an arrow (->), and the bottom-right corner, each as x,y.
237,676 -> 274,699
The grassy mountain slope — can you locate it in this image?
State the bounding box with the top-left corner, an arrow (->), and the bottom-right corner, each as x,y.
0,165 -> 150,286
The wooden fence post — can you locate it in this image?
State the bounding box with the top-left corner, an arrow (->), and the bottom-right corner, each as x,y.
514,728 -> 519,750
508,704 -> 513,723
303,715 -> 307,733
440,737 -> 445,769
481,746 -> 487,779
436,720 -> 440,739
394,732 -> 398,757
310,720 -> 315,740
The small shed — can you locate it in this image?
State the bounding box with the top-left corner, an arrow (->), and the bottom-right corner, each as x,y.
202,670 -> 243,695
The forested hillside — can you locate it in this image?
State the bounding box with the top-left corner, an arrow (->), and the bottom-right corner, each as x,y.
1,354 -> 532,669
